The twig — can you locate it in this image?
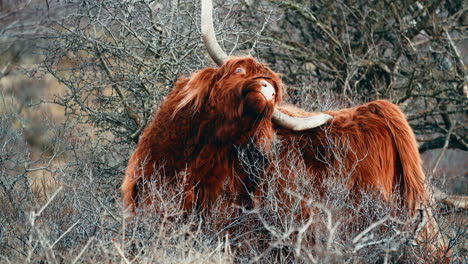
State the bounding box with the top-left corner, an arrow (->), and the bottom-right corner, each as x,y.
352,216 -> 390,244
71,237 -> 95,264
428,121 -> 456,181
444,29 -> 466,70
95,45 -> 141,128
411,207 -> 427,245
0,62 -> 11,79
112,240 -> 131,264
353,237 -> 393,253
50,221 -> 80,249
33,186 -> 62,218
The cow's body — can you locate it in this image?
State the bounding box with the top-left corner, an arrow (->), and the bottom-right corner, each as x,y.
122,57 -> 425,215
120,55 -> 448,261
274,101 -> 425,211
122,58 -> 280,212
120,0 -> 451,259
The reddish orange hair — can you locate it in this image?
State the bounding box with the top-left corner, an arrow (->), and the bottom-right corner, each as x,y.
121,57 -> 450,259
274,100 -> 426,213
122,57 -> 281,212
122,57 -> 426,215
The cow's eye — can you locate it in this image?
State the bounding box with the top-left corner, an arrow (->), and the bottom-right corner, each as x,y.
235,68 -> 244,73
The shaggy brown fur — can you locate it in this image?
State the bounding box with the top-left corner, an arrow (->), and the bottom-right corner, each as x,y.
275,101 -> 426,213
121,56 -> 448,260
122,57 -> 281,212
122,57 -> 428,214
122,57 -> 427,215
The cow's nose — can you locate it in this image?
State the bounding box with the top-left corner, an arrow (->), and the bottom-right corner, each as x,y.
260,80 -> 275,101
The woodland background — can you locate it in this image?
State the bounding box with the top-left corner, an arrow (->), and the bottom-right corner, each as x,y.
0,0 -> 466,263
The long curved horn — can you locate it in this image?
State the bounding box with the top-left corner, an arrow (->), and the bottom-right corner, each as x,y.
272,109 -> 332,131
201,0 -> 228,66
201,0 -> 332,130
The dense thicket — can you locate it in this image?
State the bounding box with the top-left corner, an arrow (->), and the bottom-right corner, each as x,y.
0,0 -> 466,263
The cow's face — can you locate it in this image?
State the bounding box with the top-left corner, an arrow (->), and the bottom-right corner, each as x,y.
208,57 -> 282,125
171,57 -> 282,144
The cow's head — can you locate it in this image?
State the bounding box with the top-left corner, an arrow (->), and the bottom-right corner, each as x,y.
211,57 -> 281,119
172,57 -> 281,145
199,0 -> 332,134
170,0 -> 332,146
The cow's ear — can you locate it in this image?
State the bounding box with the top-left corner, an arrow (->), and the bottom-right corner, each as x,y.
173,68 -> 217,118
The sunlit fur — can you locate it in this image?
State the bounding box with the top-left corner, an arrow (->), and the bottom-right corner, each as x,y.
122,57 -> 426,215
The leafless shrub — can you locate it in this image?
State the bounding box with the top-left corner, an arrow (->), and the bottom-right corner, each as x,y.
1,100 -> 465,263
232,0 -> 467,153
0,94 -> 68,261
40,0 -> 238,145
232,130 -> 462,263
0,110 -> 234,263
1,0 -> 466,263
